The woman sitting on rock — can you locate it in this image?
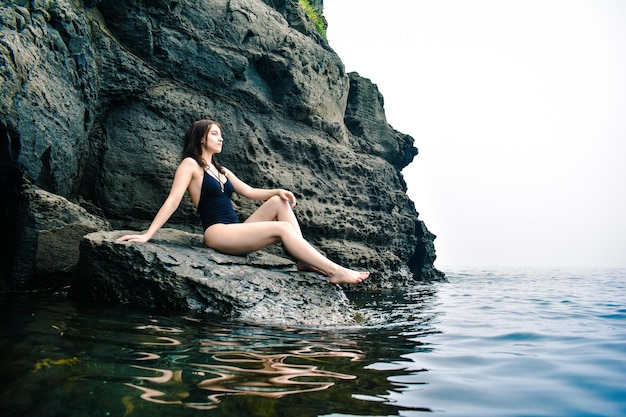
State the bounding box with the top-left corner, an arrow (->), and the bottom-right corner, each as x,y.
117,119 -> 369,285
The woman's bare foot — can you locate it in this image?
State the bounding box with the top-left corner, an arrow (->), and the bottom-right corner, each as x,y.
296,261 -> 328,276
328,267 -> 369,285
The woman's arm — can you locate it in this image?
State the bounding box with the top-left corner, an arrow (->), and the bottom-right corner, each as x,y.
226,168 -> 297,207
117,159 -> 196,242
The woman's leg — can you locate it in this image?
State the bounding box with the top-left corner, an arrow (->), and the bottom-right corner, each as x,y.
244,195 -> 302,235
204,221 -> 368,285
245,196 -> 324,273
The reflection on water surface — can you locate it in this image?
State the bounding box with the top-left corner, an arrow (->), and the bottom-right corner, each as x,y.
0,286 -> 438,417
125,319 -> 365,410
3,269 -> 624,416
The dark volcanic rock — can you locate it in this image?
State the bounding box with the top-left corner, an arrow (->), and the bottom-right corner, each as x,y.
0,0 -> 443,291
345,72 -> 418,171
72,229 -> 358,326
10,187 -> 111,289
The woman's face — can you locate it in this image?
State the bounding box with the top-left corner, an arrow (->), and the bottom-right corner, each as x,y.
203,123 -> 223,154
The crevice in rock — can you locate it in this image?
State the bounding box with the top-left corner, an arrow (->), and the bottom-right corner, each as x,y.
36,146 -> 54,191
0,122 -> 26,289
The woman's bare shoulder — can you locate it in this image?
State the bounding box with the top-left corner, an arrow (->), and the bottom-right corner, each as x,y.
181,156 -> 200,166
175,158 -> 203,179
223,167 -> 241,179
180,157 -> 202,171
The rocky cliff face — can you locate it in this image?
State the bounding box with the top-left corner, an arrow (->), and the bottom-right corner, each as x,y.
0,0 -> 443,291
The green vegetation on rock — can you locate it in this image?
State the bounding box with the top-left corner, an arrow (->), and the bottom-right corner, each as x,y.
298,0 -> 326,38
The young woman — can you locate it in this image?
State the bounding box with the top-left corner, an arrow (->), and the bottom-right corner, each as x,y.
117,119 -> 369,285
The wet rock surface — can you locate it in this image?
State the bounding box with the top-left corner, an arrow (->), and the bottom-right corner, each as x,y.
71,229 -> 358,326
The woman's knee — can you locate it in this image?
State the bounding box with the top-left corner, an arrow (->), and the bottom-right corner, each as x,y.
274,220 -> 296,236
267,195 -> 288,209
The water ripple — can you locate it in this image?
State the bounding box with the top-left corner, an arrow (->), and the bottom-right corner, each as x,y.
1,267 -> 625,416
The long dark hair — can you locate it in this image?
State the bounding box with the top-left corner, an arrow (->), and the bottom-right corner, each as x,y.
182,119 -> 225,173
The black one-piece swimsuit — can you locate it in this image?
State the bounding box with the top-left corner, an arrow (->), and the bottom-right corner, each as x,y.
197,171 -> 239,231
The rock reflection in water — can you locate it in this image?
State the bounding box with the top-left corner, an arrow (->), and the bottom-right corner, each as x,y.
125,323 -> 364,410
0,287 -> 439,417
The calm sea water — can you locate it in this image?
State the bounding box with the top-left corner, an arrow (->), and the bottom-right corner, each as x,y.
1,267 -> 625,417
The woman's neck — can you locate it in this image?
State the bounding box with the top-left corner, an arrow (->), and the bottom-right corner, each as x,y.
202,152 -> 215,167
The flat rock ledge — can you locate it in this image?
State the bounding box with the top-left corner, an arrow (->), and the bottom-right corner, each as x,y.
70,229 -> 358,327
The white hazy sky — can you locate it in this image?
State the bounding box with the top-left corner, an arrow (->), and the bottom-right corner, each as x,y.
324,0 -> 626,268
